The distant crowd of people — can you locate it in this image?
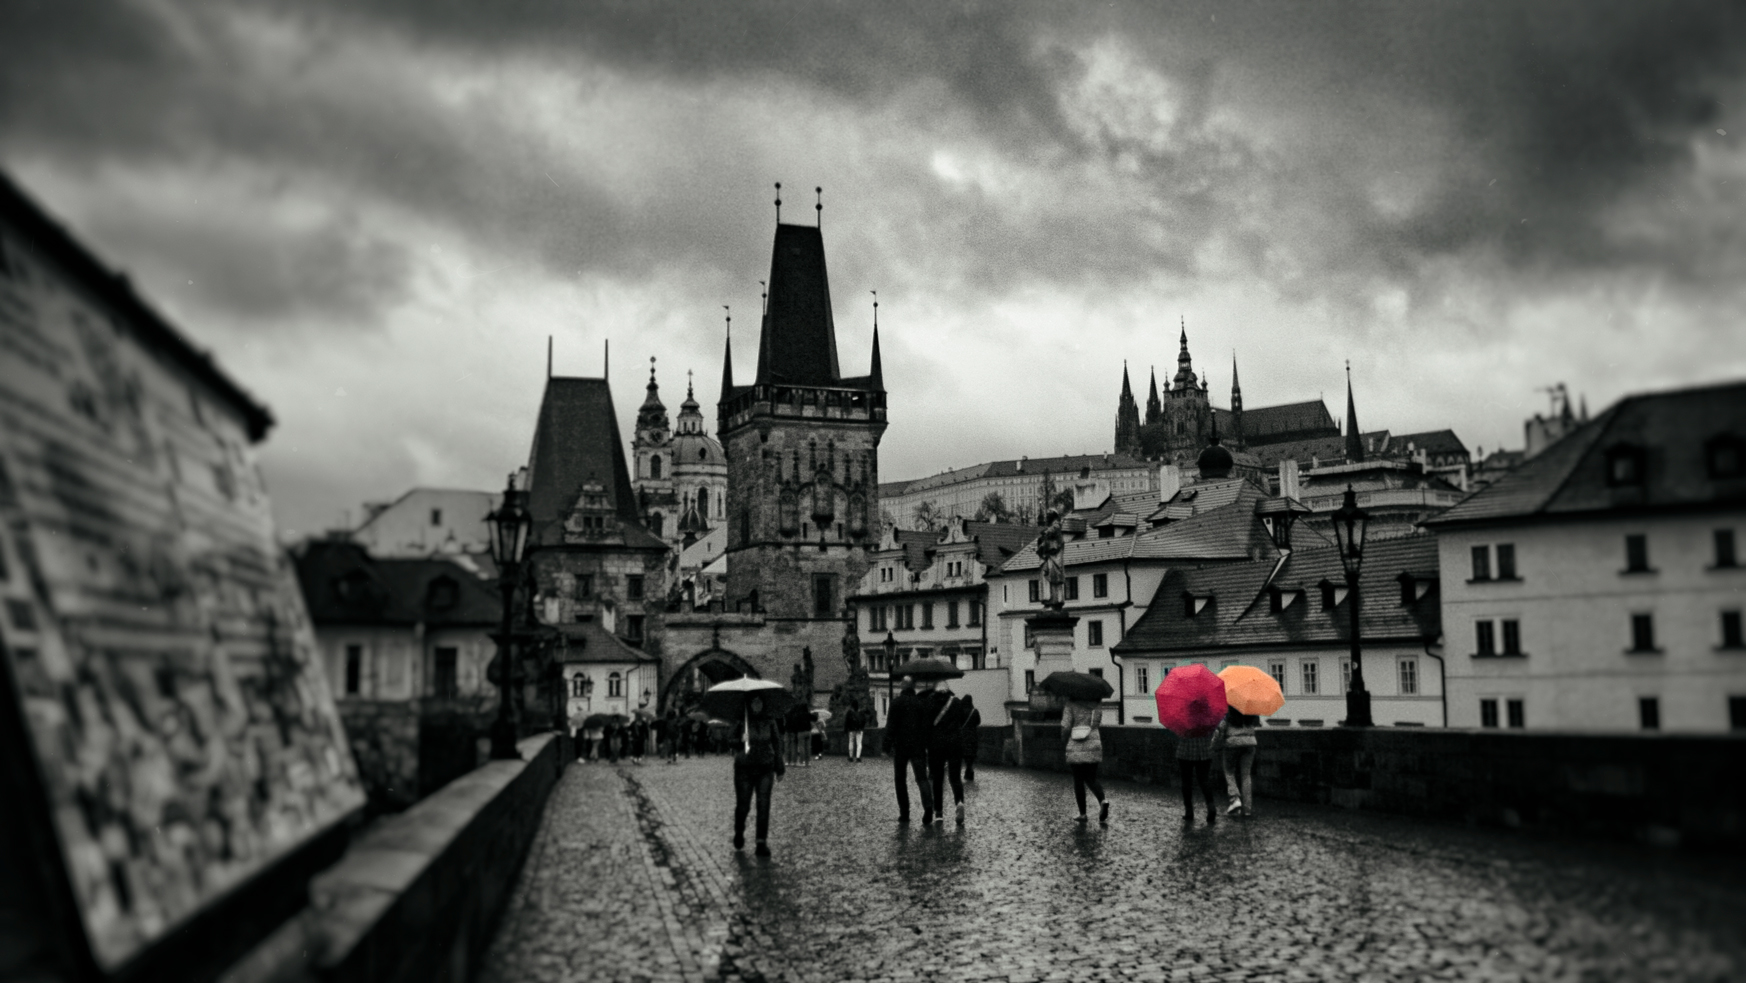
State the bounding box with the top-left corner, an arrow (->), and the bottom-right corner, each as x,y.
577,707 -> 750,764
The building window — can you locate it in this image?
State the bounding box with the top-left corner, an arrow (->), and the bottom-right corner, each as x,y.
344,644 -> 362,695
627,615 -> 645,642
571,675 -> 588,698
813,575 -> 836,617
1723,611 -> 1745,649
1024,670 -> 1036,693
1707,435 -> 1745,479
5,599 -> 35,632
1092,573 -> 1108,598
1268,661 -> 1286,691
1630,613 -> 1657,653
650,514 -> 664,536
1399,658 -> 1418,695
433,647 -> 458,699
1028,580 -> 1040,603
1716,530 -> 1738,568
1638,696 -> 1659,731
946,601 -> 959,629
628,575 -> 645,600
1470,545 -> 1491,581
1606,445 -> 1645,486
1340,659 -> 1352,692
968,601 -> 981,627
1496,544 -> 1517,579
921,602 -> 934,629
430,508 -> 443,526
1624,534 -> 1652,573
1730,696 -> 1746,731
650,455 -> 663,479
1135,664 -> 1149,693
1480,698 -> 1499,728
1024,624 -> 1035,649
1301,660 -> 1319,695
608,672 -> 623,698
577,574 -> 593,597
1506,698 -> 1525,729
902,604 -> 916,630
1064,577 -> 1079,600
1502,619 -> 1521,656
1088,620 -> 1104,647
1476,620 -> 1496,657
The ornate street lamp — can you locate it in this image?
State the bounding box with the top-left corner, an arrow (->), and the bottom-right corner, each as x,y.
488,472 -> 533,760
1331,485 -> 1373,727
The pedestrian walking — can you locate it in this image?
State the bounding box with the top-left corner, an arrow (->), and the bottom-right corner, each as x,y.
959,694 -> 982,782
629,714 -> 649,765
929,684 -> 974,824
662,709 -> 681,764
1214,707 -> 1260,817
732,696 -> 785,858
1175,730 -> 1219,826
1061,697 -> 1109,824
583,723 -> 602,762
843,705 -> 867,762
810,714 -> 826,760
885,679 -> 936,824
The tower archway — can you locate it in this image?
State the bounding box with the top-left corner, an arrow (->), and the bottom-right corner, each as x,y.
663,647 -> 760,712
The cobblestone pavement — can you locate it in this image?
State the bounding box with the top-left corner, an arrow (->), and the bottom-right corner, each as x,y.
479,757 -> 1746,983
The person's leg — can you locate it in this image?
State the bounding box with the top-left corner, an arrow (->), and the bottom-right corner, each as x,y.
733,765 -> 753,848
1072,764 -> 1089,816
928,752 -> 947,815
1238,748 -> 1255,815
893,751 -> 912,820
1179,760 -> 1195,820
1196,760 -> 1218,819
754,771 -> 774,848
910,753 -> 935,821
1222,751 -> 1240,803
946,751 -> 964,805
963,744 -> 976,782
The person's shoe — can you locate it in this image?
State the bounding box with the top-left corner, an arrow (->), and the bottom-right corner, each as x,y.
1076,813 -> 1089,823
1226,801 -> 1243,816
1100,801 -> 1110,825
733,831 -> 745,851
1243,808 -> 1254,818
955,802 -> 966,824
1207,812 -> 1217,826
1182,812 -> 1195,826
921,813 -> 934,825
898,814 -> 911,825
754,841 -> 771,858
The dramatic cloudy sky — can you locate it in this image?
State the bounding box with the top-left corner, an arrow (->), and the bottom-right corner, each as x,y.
4,1 -> 1743,536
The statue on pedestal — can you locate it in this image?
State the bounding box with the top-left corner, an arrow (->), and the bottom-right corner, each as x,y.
1036,509 -> 1066,609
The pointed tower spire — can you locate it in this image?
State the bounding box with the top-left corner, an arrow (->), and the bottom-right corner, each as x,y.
1121,360 -> 1134,398
1344,360 -> 1366,463
1115,360 -> 1141,456
718,306 -> 734,405
1173,316 -> 1197,391
1145,366 -> 1162,425
1230,352 -> 1245,450
1580,393 -> 1589,421
869,291 -> 883,390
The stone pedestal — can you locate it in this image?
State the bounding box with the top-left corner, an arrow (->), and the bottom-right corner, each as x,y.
1013,608 -> 1078,766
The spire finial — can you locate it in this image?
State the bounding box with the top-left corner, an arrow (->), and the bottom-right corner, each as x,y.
759,280 -> 767,314
724,304 -> 731,335
687,369 -> 694,398
774,182 -> 782,223
816,186 -> 823,227
649,355 -> 657,385
870,289 -> 878,328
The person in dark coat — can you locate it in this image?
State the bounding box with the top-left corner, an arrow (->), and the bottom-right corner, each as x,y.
733,696 -> 785,857
843,705 -> 867,762
928,685 -> 974,823
886,679 -> 937,824
958,694 -> 982,782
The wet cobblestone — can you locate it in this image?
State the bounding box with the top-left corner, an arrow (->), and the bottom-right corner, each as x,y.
479,757 -> 1746,983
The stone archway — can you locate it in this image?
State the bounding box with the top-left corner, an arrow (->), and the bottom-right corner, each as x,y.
663,647 -> 760,712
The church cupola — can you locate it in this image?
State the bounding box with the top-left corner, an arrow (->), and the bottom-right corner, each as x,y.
1172,320 -> 1198,392
637,357 -> 670,439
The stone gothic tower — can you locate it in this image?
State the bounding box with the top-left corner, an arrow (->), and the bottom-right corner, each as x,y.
1157,324 -> 1212,466
718,222 -> 887,621
1230,354 -> 1246,450
1114,362 -> 1141,456
1145,367 -> 1163,425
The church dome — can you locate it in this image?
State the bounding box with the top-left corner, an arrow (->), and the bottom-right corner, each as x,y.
1196,440 -> 1234,479
672,431 -> 726,467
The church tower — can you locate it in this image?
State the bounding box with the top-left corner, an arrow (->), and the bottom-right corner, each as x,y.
1344,362 -> 1366,463
1158,321 -> 1212,466
1145,367 -> 1162,426
1230,354 -> 1245,451
632,359 -> 677,541
719,220 -> 886,623
1114,362 -> 1141,456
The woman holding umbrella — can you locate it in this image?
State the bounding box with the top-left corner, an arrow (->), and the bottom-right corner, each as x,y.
1213,665 -> 1282,817
1041,671 -> 1114,824
698,678 -> 793,857
1155,664 -> 1228,826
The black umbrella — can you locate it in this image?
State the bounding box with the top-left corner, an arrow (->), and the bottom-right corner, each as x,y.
581,713 -> 616,729
1039,671 -> 1114,702
892,658 -> 965,680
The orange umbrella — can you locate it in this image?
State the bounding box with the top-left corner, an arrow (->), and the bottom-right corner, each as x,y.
1218,665 -> 1285,716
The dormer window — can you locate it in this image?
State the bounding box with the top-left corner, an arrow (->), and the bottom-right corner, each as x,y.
1398,573 -> 1435,605
1605,444 -> 1646,487
1268,588 -> 1301,614
1183,593 -> 1212,617
426,575 -> 459,611
1707,435 -> 1745,479
1318,579 -> 1349,610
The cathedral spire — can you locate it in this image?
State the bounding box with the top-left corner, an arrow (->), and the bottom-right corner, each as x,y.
1344,361 -> 1366,463
1145,366 -> 1162,425
1230,353 -> 1245,450
1121,360 -> 1134,398
1172,317 -> 1197,391
718,306 -> 734,405
869,291 -> 884,390
1115,360 -> 1141,456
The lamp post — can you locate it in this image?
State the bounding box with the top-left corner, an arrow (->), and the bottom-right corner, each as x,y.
488,472 -> 533,760
883,630 -> 897,706
1331,484 -> 1373,728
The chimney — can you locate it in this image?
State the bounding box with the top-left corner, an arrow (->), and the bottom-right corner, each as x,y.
1159,464 -> 1182,503
1278,459 -> 1301,500
1017,456 -> 1026,473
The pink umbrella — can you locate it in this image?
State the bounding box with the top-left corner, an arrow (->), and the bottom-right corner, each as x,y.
1154,664 -> 1228,737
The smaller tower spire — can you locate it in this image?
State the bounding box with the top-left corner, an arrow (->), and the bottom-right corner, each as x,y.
869,291 -> 883,390
1344,360 -> 1366,463
718,306 -> 734,403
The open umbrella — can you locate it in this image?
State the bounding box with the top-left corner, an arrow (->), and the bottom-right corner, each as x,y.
810,709 -> 832,723
581,713 -> 615,729
892,658 -> 965,679
1218,665 -> 1285,716
685,709 -> 711,723
633,707 -> 658,721
697,677 -> 795,721
1154,664 -> 1228,737
1038,671 -> 1114,702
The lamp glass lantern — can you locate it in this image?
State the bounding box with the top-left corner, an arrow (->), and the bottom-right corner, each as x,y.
1330,485 -> 1370,578
488,478 -> 533,569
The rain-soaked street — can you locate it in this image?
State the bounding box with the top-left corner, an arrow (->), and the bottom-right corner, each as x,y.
478,757 -> 1746,983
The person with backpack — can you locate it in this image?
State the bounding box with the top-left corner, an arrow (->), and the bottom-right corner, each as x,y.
733,696 -> 785,857
929,683 -> 974,824
1214,706 -> 1260,817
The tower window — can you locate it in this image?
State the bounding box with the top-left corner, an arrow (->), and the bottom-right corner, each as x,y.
430,508 -> 442,526
650,455 -> 663,479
